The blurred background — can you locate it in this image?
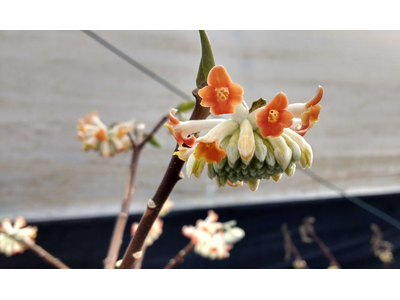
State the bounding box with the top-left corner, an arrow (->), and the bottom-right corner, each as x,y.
1,31 -> 400,268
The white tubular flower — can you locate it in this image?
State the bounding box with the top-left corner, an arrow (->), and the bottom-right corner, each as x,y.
0,217 -> 37,257
238,119 -> 255,163
182,210 -> 244,261
287,86 -> 323,136
131,218 -> 163,247
166,65 -> 324,192
77,111 -> 134,157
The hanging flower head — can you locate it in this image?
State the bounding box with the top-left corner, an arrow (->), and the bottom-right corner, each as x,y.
0,217 -> 37,257
77,111 -> 134,157
166,65 -> 324,192
182,210 -> 245,260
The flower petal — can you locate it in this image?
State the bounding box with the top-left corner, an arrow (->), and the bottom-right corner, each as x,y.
259,123 -> 284,138
227,94 -> 243,107
310,105 -> 321,123
211,103 -> 235,116
199,86 -> 218,107
227,83 -> 244,96
266,92 -> 289,110
207,66 -> 232,88
277,110 -> 294,128
194,141 -> 226,164
306,86 -> 324,108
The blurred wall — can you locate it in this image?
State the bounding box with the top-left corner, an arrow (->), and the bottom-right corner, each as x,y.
1,31 -> 400,220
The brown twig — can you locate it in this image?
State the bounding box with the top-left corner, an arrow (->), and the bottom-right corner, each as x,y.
7,233 -> 70,269
139,116 -> 168,150
309,230 -> 341,268
300,217 -> 341,269
117,89 -> 210,269
281,223 -> 309,269
104,119 -> 164,269
164,242 -> 195,269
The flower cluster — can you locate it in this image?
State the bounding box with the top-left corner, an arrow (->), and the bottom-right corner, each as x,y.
131,198 -> 174,247
182,210 -> 245,260
77,111 -> 134,157
166,65 -> 323,191
0,217 -> 37,257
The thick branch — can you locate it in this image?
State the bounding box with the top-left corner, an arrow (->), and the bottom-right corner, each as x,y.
164,242 -> 195,269
118,89 -> 209,269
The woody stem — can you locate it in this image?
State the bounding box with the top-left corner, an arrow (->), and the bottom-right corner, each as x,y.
308,230 -> 341,268
282,224 -> 308,269
104,118 -> 165,269
117,89 -> 210,269
164,242 -> 195,269
7,233 -> 69,269
133,246 -> 147,269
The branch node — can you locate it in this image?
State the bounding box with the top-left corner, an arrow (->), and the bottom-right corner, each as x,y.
116,260 -> 122,268
133,251 -> 143,259
147,199 -> 156,209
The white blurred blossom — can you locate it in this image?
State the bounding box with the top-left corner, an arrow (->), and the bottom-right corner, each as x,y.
182,210 -> 245,260
0,217 -> 37,257
77,111 -> 134,157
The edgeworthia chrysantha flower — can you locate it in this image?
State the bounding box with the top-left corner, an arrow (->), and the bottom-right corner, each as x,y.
77,111 -> 134,157
166,65 -> 323,192
182,210 -> 245,260
0,217 -> 37,257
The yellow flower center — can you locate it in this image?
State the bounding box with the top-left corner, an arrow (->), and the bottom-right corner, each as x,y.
268,109 -> 279,123
216,88 -> 229,101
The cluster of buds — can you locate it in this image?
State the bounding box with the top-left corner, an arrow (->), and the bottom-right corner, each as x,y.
166,65 -> 323,191
0,217 -> 37,257
182,210 -> 245,260
131,198 -> 174,247
77,111 -> 134,157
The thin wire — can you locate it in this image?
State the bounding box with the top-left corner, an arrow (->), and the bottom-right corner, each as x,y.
82,30 -> 190,101
299,168 -> 400,230
82,30 -> 400,231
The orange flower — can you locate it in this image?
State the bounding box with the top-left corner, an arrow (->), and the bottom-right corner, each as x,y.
198,66 -> 244,116
287,86 -> 323,136
164,109 -> 196,147
194,141 -> 226,164
255,92 -> 294,138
